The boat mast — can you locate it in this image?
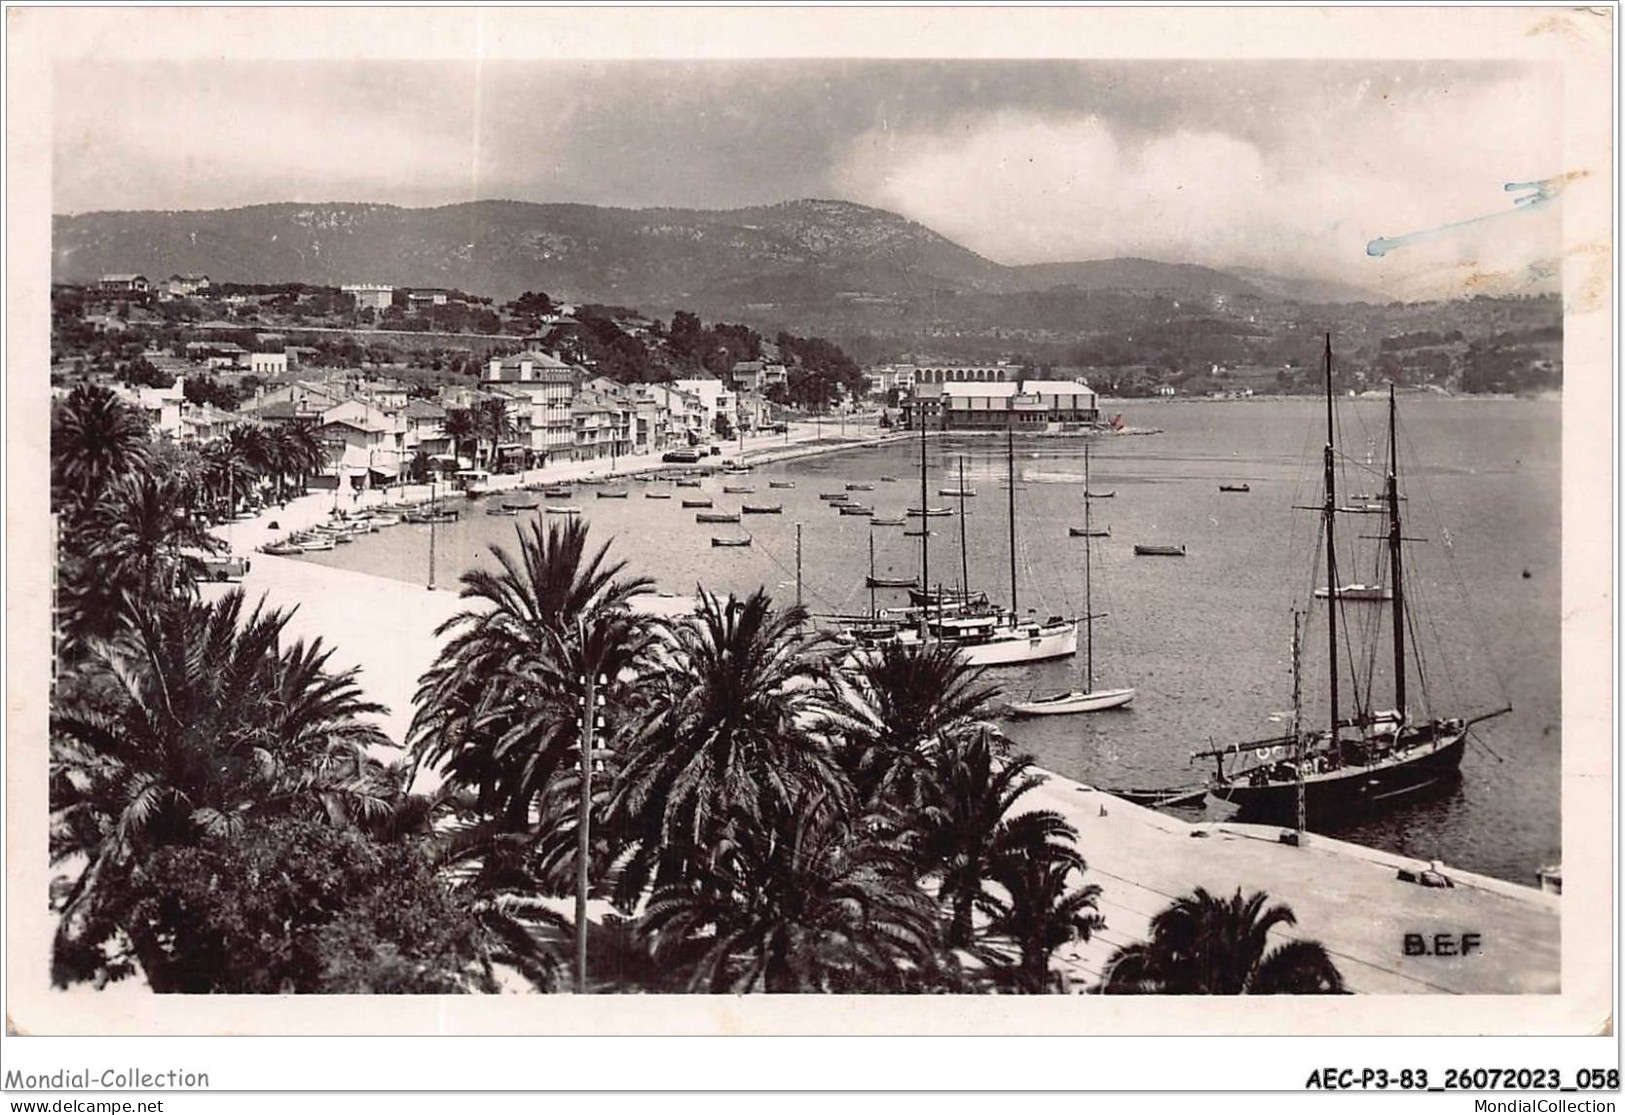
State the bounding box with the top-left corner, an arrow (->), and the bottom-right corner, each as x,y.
868,527 -> 877,618
1292,607 -> 1306,835
1006,419 -> 1018,617
1084,439 -> 1095,689
1322,335 -> 1342,744
957,456 -> 970,598
919,399 -> 930,632
1386,384 -> 1408,720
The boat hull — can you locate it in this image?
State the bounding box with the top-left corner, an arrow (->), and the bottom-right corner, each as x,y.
1009,686 -> 1135,716
895,620 -> 1079,666
1210,729 -> 1467,823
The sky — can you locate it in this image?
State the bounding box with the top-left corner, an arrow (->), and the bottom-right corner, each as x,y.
54,60 -> 1569,297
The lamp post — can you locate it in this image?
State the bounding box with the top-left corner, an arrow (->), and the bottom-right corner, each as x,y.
575,618 -> 605,993
426,476 -> 437,591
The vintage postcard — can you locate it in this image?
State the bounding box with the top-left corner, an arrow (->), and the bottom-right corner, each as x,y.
4,5 -> 1614,1053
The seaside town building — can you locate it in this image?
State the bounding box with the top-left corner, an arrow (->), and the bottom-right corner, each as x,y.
340,283 -> 396,312
902,378 -> 1100,430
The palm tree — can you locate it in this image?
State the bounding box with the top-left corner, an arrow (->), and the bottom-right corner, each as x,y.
611,588 -> 847,901
980,819 -> 1104,993
199,439 -> 258,521
1100,887 -> 1345,995
823,640 -> 1000,808
86,471 -> 222,594
445,408 -> 480,469
279,421 -> 327,496
475,397 -> 516,472
51,384 -> 151,512
640,792 -> 944,992
49,589 -> 388,985
908,733 -> 1064,949
410,517 -> 654,829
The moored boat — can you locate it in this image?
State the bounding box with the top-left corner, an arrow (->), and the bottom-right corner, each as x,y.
769,480 -> 796,489
696,511 -> 740,523
906,506 -> 954,517
1313,582 -> 1393,601
870,516 -> 906,527
846,482 -> 874,492
681,497 -> 713,508
711,536 -> 752,547
742,503 -> 782,514
545,505 -> 582,516
261,541 -> 305,556
1134,544 -> 1186,557
645,491 -> 673,500
839,504 -> 874,516
723,484 -> 755,494
1197,339 -> 1512,826
1219,483 -> 1251,493
939,487 -> 976,497
1009,687 -> 1135,716
1069,526 -> 1111,538
675,479 -> 704,488
865,575 -> 917,589
596,490 -> 629,499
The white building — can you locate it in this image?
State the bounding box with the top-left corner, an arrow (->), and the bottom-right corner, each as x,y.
485,350 -> 581,463
673,377 -> 736,437
341,283 -> 395,312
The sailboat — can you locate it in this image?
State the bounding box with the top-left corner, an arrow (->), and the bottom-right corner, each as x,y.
1195,338 -> 1511,824
1009,440 -> 1135,715
887,424 -> 1078,667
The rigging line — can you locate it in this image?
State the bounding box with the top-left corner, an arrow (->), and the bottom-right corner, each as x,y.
1397,411 -> 1516,711
742,526 -> 845,613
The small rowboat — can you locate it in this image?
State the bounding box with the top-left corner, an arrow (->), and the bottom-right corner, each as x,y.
903,529 -> 932,537
1218,483 -> 1251,493
846,482 -> 874,491
722,464 -> 753,474
486,505 -> 519,516
261,541 -> 304,556
906,507 -> 953,517
711,537 -> 752,547
865,575 -> 917,589
675,479 -> 704,488
645,491 -> 673,500
723,485 -> 755,494
1313,582 -> 1392,601
879,476 -> 899,483
543,486 -> 573,498
742,504 -> 782,514
839,504 -> 874,516
1008,687 -> 1136,717
545,505 -> 582,516
870,516 -> 906,527
939,487 -> 976,498
1069,526 -> 1111,538
1086,490 -> 1115,499
596,490 -> 630,499
365,513 -> 402,528
502,498 -> 539,511
681,498 -> 713,508
769,480 -> 796,489
1134,544 -> 1186,557
696,512 -> 741,523
296,535 -> 335,551
819,492 -> 850,502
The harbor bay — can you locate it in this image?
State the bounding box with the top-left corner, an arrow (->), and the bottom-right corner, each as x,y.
294,395 -> 1560,886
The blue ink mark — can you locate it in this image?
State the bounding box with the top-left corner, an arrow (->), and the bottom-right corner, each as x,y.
1366,174 -> 1571,257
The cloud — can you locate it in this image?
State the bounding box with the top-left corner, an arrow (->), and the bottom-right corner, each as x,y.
831,70 -> 1564,296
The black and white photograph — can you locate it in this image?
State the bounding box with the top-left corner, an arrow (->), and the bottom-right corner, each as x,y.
4,4 -> 1615,1071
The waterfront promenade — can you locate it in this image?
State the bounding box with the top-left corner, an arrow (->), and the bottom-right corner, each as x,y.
206,494 -> 1560,996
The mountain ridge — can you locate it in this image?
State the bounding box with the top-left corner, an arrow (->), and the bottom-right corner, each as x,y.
52,197 -> 1383,307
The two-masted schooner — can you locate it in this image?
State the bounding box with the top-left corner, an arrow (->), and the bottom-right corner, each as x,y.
1196,337 -> 1510,823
